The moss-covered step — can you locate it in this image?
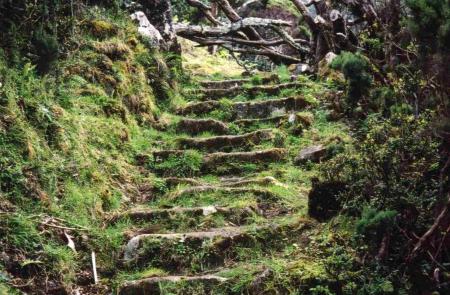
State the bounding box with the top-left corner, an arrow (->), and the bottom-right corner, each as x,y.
177,129 -> 274,152
202,148 -> 288,171
108,205 -> 262,229
163,176 -> 282,188
168,186 -> 279,200
176,118 -> 229,135
149,148 -> 288,176
122,220 -> 312,272
176,96 -> 311,120
195,82 -> 305,100
119,274 -> 227,295
199,74 -> 279,89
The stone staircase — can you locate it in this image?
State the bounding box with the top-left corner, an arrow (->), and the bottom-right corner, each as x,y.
114,76 -> 319,294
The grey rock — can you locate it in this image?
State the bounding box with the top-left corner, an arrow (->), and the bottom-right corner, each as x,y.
294,144 -> 327,164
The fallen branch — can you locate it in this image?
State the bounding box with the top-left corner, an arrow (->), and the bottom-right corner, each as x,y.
220,44 -> 302,64
174,17 -> 291,37
186,0 -> 224,26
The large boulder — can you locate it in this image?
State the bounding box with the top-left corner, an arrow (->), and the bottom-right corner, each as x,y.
130,11 -> 163,47
308,179 -> 346,221
294,144 -> 327,165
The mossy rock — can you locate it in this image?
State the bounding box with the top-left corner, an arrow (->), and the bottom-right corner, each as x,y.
87,19 -> 118,38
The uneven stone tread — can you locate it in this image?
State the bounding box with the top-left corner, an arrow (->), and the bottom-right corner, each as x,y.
202,148 -> 288,169
108,205 -> 232,223
119,275 -> 227,295
152,148 -> 288,168
234,114 -> 290,127
176,96 -> 310,119
199,74 -> 279,89
177,129 -> 274,151
176,118 -> 229,135
123,226 -> 252,261
197,82 -> 304,100
169,186 -> 278,200
164,176 -> 282,188
119,74 -> 315,293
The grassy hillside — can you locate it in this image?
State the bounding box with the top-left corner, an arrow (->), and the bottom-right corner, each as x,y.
0,8 -> 175,293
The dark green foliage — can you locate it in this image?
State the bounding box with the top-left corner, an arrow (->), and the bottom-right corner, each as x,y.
321,113 -> 442,213
32,28 -> 59,74
356,207 -> 397,244
308,180 -> 346,221
407,0 -> 450,53
331,52 -> 372,108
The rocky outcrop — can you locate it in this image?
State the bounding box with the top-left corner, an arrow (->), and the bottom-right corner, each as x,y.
130,11 -> 163,46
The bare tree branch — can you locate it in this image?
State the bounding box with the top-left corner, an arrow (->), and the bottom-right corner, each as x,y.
174,17 -> 291,37
186,0 -> 224,26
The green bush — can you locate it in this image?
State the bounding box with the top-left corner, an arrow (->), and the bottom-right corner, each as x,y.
407,0 -> 450,53
32,28 -> 59,74
331,52 -> 372,109
356,207 -> 397,244
320,113 -> 441,213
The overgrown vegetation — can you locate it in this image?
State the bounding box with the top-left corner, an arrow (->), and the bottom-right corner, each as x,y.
1,0 -> 449,294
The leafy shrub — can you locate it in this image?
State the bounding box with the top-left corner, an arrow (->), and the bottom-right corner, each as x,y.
276,65 -> 291,82
407,0 -> 450,53
356,207 -> 397,242
331,52 -> 372,108
320,113 -> 441,213
32,28 -> 59,74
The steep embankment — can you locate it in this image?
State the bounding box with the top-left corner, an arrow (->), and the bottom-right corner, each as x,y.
0,10 -> 172,294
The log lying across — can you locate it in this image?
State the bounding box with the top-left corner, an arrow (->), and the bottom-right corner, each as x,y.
174,17 -> 291,37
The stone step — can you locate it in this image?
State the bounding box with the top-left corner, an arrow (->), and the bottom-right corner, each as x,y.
202,148 -> 288,171
119,274 -> 227,295
164,176 -> 282,188
122,220 -> 311,271
151,148 -> 288,173
199,74 -> 279,89
234,114 -> 290,127
108,205 -> 258,224
176,96 -> 310,120
177,129 -> 274,152
195,82 -> 304,100
168,186 -> 279,200
176,118 -> 229,135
